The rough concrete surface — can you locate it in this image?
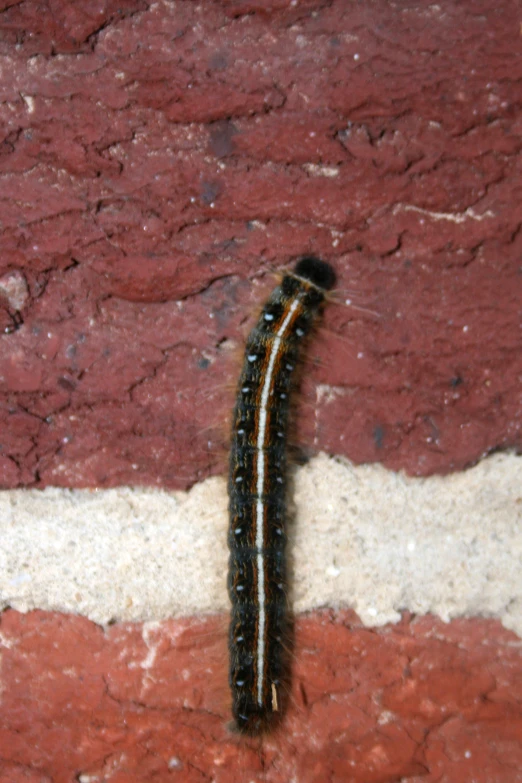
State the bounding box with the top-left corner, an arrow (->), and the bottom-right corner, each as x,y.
1,452 -> 520,636
0,0 -> 521,489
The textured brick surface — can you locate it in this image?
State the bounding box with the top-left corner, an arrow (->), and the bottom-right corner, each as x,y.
0,609 -> 520,782
1,6 -> 520,781
0,0 -> 521,489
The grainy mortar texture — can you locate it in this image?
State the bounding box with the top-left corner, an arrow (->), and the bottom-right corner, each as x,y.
1,453 -> 521,635
0,1 -> 521,781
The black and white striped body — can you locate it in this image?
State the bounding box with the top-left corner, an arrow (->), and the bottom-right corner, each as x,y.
227,257 -> 336,734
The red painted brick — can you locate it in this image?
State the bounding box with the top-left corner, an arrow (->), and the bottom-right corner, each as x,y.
0,610 -> 520,782
0,0 -> 520,489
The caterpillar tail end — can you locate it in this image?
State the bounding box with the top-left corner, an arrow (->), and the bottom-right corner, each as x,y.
231,698 -> 284,736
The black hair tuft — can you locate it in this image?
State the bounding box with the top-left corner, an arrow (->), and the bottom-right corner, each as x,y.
293,256 -> 336,291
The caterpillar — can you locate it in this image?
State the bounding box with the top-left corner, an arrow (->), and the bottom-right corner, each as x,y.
227,256 -> 336,734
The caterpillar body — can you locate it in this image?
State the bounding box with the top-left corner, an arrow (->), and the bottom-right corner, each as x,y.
227,256 -> 336,734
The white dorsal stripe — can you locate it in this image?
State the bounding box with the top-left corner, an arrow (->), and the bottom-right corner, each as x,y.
255,294 -> 302,706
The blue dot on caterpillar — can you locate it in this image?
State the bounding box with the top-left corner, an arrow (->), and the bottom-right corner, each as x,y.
227,256 -> 336,735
